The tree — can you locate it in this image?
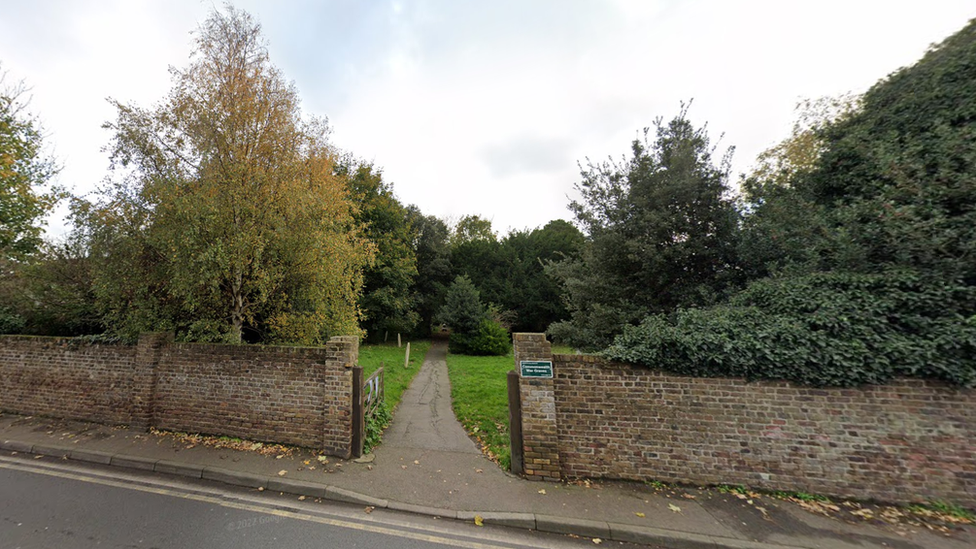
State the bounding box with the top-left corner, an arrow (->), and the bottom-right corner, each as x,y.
0,67 -> 61,260
449,214 -> 496,246
437,274 -> 509,355
342,159 -> 419,341
451,219 -> 584,333
437,275 -> 485,335
81,6 -> 371,344
549,106 -> 742,349
737,95 -> 861,279
406,206 -> 452,336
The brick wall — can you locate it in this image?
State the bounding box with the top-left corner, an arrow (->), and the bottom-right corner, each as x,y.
0,336 -> 140,426
514,335 -> 976,507
0,334 -> 359,457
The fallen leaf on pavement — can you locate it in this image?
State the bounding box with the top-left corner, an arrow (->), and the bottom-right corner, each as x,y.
317,456 -> 329,463
682,494 -> 696,499
276,455 -> 285,459
635,512 -> 645,518
257,487 -> 265,491
364,506 -> 374,514
401,465 -> 407,470
303,460 -> 310,465
298,496 -> 306,501
414,460 -> 420,465
668,504 -> 681,513
592,538 -> 602,544
278,470 -> 287,476
538,489 -> 546,495
475,469 -> 483,473
474,515 -> 484,526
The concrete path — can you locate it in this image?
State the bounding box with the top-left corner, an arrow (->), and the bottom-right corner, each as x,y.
380,340 -> 478,453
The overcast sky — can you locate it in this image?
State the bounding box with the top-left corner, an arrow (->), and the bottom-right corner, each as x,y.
2,1 -> 974,237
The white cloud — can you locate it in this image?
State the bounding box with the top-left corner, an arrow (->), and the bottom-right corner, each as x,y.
2,0 -> 974,236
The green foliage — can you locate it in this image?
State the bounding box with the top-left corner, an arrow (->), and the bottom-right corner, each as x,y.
445,350 -> 513,469
449,214 -> 496,246
438,275 -> 511,356
0,69 -> 62,261
604,272 -> 976,387
77,7 -> 371,344
549,105 -> 742,350
363,402 -> 392,454
0,305 -> 24,334
343,160 -> 419,341
450,319 -> 510,356
438,275 -> 486,335
406,206 -> 453,336
452,219 -> 584,333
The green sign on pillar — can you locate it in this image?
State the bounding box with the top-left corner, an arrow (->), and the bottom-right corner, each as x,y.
520,360 -> 553,378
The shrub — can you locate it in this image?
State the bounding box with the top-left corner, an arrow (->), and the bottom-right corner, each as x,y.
604,272 -> 976,387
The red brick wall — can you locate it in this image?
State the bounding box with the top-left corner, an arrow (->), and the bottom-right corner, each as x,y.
0,336 -> 140,425
0,334 -> 358,457
549,353 -> 976,506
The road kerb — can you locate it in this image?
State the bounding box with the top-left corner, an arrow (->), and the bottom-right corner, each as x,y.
0,440 -> 34,453
536,514 -> 610,539
110,455 -> 158,471
69,449 -> 114,465
387,501 -> 457,519
155,459 -> 204,479
201,466 -> 268,489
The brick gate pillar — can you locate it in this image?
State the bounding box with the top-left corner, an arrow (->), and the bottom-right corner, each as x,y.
513,333 -> 561,481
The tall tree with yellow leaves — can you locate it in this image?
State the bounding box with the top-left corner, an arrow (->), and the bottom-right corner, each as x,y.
80,6 -> 371,344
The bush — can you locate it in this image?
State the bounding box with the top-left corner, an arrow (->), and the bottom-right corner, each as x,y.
0,307 -> 25,334
604,272 -> 976,387
449,319 -> 510,356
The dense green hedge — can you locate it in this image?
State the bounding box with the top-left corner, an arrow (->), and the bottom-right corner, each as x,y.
449,319 -> 511,356
604,272 -> 976,387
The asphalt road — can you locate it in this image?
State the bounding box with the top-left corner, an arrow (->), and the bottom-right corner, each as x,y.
0,453 -> 644,549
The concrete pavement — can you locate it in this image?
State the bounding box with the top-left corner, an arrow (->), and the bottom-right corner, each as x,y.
1,340 -> 973,549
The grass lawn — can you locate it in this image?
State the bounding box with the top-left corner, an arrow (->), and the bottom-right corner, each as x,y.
445,350 -> 514,470
358,340 -> 431,412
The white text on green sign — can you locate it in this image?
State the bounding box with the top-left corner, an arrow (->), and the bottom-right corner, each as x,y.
520,361 -> 553,378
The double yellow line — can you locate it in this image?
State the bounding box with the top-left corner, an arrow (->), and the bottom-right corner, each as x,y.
0,456 -> 513,549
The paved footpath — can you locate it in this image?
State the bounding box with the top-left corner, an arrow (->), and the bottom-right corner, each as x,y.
1,340 -> 973,549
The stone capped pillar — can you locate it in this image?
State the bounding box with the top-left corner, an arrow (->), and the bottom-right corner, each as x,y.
513,333 -> 561,481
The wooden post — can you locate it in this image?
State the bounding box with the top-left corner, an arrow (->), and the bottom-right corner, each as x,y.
397,333 -> 402,348
507,369 -> 524,475
404,342 -> 411,368
351,366 -> 364,458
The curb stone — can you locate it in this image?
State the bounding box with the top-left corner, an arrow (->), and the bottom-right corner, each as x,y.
69,449 -> 114,465
31,444 -> 71,458
201,466 -> 267,489
536,514 -> 610,539
268,477 -> 329,499
324,485 -> 388,508
457,511 -> 535,529
0,440 -> 815,549
387,501 -> 456,519
0,440 -> 34,453
110,455 -> 158,471
154,459 -> 204,479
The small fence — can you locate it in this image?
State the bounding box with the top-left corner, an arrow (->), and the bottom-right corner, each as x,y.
364,367 -> 384,419
351,365 -> 385,457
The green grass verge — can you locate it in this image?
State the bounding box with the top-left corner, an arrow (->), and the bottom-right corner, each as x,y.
359,340 -> 431,412
445,350 -> 514,470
